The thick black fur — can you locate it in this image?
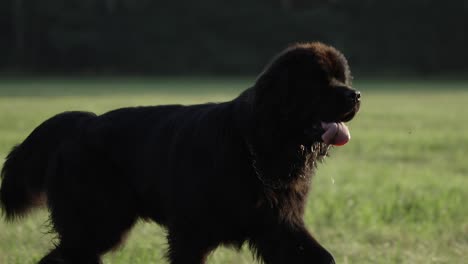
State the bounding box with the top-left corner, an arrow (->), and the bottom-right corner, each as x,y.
0,42 -> 360,264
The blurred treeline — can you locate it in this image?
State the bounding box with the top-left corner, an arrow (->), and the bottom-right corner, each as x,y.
1,0 -> 467,76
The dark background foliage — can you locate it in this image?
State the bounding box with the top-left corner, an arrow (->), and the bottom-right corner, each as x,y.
1,0 -> 467,76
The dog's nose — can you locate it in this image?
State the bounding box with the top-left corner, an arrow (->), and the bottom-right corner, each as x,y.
347,90 -> 361,103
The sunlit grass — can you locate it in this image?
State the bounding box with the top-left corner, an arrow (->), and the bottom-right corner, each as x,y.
0,78 -> 467,263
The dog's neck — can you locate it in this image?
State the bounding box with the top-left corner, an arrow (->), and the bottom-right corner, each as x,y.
244,139 -> 331,189
233,89 -> 331,189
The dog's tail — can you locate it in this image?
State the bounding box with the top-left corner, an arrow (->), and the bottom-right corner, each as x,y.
0,111 -> 96,221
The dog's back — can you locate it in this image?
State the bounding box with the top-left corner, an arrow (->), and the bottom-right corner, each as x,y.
0,101 -> 259,263
0,100 -> 255,229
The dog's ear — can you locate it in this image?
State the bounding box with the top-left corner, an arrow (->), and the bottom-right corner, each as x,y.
253,57 -> 301,123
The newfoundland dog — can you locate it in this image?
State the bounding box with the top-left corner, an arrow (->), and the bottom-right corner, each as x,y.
1,42 -> 360,264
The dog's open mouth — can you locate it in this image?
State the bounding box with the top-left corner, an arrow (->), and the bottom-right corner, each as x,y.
320,104 -> 359,146
321,122 -> 350,146
320,102 -> 359,146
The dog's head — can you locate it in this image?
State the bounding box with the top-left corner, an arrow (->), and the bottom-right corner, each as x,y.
253,42 -> 360,136
245,42 -> 361,187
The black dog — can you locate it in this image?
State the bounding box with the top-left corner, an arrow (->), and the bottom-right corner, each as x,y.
0,42 -> 360,264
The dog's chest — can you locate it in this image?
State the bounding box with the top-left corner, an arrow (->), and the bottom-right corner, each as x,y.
258,178 -> 310,224
257,143 -> 331,222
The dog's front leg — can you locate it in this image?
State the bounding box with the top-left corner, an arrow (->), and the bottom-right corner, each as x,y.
251,222 -> 335,264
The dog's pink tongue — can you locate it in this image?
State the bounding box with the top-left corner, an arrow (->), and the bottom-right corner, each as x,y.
321,122 -> 351,146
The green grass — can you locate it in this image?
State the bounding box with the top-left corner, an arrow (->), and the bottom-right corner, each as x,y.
0,78 -> 467,263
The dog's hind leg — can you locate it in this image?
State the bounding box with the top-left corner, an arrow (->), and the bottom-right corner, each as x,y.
38,213 -> 136,264
38,247 -> 101,264
166,228 -> 217,264
39,145 -> 138,264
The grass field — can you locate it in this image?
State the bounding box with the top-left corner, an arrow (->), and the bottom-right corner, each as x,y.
0,78 -> 467,263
